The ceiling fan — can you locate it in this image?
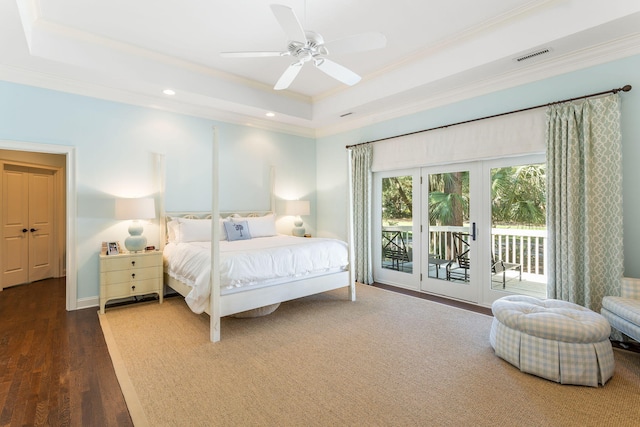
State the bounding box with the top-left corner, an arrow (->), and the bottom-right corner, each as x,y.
220,4 -> 387,90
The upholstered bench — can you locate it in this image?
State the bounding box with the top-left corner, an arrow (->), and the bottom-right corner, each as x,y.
490,295 -> 615,387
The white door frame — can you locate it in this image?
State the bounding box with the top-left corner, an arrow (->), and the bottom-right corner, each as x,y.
0,140 -> 77,311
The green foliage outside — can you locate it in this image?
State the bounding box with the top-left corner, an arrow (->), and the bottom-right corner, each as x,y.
381,164 -> 546,228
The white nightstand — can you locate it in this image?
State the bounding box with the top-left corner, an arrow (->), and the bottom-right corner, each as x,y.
99,251 -> 163,314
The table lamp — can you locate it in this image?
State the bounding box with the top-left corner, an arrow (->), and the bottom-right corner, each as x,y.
284,200 -> 310,237
115,197 -> 156,252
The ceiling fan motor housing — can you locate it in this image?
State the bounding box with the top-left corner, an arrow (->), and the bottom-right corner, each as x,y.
288,31 -> 327,61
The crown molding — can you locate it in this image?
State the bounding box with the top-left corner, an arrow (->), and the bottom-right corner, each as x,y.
1,31 -> 637,141
314,32 -> 640,138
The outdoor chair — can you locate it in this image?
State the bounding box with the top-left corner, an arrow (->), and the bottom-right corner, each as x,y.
445,232 -> 523,286
446,233 -> 470,282
491,255 -> 522,288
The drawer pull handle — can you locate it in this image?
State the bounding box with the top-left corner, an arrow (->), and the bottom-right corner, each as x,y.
131,261 -> 136,266
131,285 -> 136,291
131,273 -> 136,279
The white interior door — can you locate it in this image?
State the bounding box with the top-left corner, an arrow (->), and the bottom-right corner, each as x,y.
1,164 -> 56,287
2,165 -> 29,286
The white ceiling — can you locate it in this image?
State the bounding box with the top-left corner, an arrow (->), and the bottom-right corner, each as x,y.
1,0 -> 640,137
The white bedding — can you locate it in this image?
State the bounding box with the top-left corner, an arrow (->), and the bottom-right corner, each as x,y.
164,235 -> 349,313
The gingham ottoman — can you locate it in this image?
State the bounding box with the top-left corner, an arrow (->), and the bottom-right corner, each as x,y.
489,295 -> 615,386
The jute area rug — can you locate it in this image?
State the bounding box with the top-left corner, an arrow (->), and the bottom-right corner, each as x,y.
99,284 -> 640,427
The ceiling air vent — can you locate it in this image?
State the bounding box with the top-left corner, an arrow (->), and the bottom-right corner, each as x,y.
513,48 -> 552,63
340,112 -> 353,118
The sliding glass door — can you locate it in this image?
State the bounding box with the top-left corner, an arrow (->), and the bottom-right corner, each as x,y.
421,164 -> 480,302
485,155 -> 547,302
372,155 -> 546,305
373,169 -> 420,289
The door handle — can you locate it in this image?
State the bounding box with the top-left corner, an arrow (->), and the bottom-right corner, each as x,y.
22,228 -> 28,233
471,222 -> 477,241
30,228 -> 38,232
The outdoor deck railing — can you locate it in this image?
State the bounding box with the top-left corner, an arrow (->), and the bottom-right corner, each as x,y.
428,226 -> 547,276
384,225 -> 547,277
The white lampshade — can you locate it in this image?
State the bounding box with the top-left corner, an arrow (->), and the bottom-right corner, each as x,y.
115,198 -> 156,252
284,200 -> 310,237
115,198 -> 156,220
284,200 -> 310,216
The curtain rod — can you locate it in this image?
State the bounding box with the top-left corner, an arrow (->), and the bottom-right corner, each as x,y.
345,84 -> 632,149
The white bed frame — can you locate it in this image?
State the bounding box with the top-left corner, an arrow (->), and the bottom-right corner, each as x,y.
163,212 -> 354,342
159,134 -> 355,342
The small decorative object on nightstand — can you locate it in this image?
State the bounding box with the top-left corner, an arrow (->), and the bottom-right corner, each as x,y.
99,251 -> 163,314
284,199 -> 310,237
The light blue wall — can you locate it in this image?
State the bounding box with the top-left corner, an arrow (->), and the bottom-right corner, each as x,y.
3,53 -> 639,305
0,82 -> 315,302
317,54 -> 640,278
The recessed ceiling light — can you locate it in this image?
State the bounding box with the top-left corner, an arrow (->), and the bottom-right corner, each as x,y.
265,112 -> 275,117
163,89 -> 176,96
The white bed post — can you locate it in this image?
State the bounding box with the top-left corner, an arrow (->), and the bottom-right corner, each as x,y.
156,153 -> 166,250
270,166 -> 276,213
210,127 -> 221,342
346,149 -> 356,301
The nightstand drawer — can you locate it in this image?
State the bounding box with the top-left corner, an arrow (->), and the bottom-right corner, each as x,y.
101,266 -> 160,285
101,253 -> 161,271
101,279 -> 162,298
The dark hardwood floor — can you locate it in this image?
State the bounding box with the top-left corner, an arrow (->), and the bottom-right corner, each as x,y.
0,278 -> 132,427
372,282 -> 493,316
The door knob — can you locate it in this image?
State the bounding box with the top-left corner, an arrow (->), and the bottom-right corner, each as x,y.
22,228 -> 28,233
30,228 -> 38,232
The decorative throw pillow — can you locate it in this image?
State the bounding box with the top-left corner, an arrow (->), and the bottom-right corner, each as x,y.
232,214 -> 277,238
224,220 -> 252,241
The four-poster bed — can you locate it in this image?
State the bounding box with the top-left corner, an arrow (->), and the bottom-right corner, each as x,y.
159,133 -> 355,342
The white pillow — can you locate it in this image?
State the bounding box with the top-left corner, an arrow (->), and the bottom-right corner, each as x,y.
167,219 -> 179,242
174,218 -> 212,243
232,214 -> 277,238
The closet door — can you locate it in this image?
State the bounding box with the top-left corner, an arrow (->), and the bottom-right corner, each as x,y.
1,165 -> 55,287
28,169 -> 55,282
2,165 -> 29,286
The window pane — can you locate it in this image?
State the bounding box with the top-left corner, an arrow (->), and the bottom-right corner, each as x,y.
490,164 -> 547,297
381,176 -> 413,273
427,171 -> 469,283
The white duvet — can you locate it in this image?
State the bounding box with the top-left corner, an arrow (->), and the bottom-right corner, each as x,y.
163,235 -> 349,313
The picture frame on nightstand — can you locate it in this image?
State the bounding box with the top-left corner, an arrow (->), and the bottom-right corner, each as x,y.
106,241 -> 120,256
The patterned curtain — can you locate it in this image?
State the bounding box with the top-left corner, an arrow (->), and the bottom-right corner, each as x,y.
546,93 -> 623,312
350,144 -> 374,284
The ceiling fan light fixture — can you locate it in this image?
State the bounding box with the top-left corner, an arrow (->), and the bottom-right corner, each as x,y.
220,4 -> 387,91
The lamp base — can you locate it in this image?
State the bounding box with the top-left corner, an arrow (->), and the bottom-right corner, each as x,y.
124,235 -> 147,252
292,218 -> 305,237
124,220 -> 147,252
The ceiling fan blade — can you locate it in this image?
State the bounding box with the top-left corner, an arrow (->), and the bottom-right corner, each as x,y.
315,59 -> 361,86
220,51 -> 284,58
270,4 -> 306,43
274,62 -> 303,90
323,32 -> 387,55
